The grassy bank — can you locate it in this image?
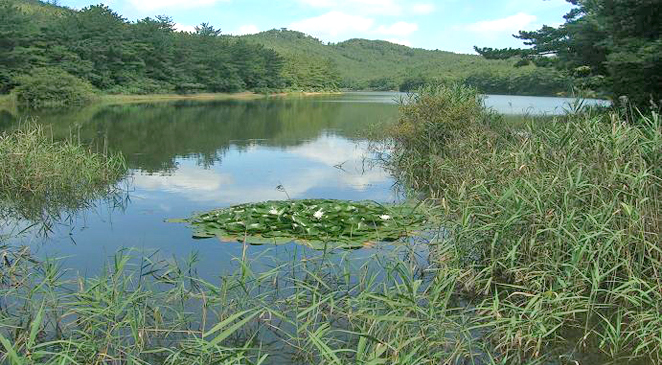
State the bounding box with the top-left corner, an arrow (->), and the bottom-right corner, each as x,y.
0,94 -> 13,108
0,125 -> 127,228
100,91 -> 343,105
383,84 -> 661,363
100,92 -> 266,105
1,91 -> 344,111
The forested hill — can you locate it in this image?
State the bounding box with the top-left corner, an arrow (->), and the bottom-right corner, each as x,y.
241,30 -> 573,94
241,29 -> 570,94
1,0 -> 571,104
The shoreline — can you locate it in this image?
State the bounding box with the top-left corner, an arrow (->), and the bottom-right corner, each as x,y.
0,91 -> 344,110
100,91 -> 343,105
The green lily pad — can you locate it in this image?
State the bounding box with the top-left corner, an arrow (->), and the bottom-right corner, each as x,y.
169,199 -> 426,249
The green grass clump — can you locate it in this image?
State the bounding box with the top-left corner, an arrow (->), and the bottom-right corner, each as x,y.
0,124 -> 126,224
176,199 -> 427,249
384,84 -> 662,363
0,241 -> 489,365
12,68 -> 99,107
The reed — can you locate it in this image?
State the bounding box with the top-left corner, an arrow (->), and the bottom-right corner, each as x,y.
383,84 -> 662,364
0,124 -> 127,228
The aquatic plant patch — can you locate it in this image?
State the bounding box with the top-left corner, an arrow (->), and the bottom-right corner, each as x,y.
172,199 -> 427,248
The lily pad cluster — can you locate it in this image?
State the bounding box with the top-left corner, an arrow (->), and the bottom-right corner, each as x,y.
173,199 -> 427,249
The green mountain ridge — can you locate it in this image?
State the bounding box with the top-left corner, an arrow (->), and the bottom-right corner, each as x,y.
239,29 -> 571,94
3,0 -> 571,97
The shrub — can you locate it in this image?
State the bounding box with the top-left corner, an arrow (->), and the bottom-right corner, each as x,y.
12,68 -> 99,107
386,84 -> 497,195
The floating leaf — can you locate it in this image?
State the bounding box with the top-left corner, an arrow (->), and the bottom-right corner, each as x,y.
171,199 -> 426,249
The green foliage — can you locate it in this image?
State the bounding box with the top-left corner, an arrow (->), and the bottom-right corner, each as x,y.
176,199 -> 427,248
242,29 -> 568,96
281,54 -> 340,91
0,0 -> 288,100
464,67 -> 571,96
12,68 -> 98,106
0,124 -> 126,224
476,0 -> 662,106
0,1 -> 574,97
387,84 -> 494,180
383,85 -> 662,362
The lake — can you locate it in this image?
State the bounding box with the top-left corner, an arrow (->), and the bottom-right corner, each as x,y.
1,92 -> 608,276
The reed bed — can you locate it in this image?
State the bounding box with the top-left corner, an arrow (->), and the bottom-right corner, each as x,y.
0,124 -> 126,227
384,84 -> 662,364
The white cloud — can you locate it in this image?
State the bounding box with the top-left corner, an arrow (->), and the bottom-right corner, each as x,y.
134,165 -> 234,193
127,0 -> 229,11
289,12 -> 417,45
467,12 -> 537,35
296,0 -> 433,16
289,11 -> 375,41
376,21 -> 418,36
411,3 -> 435,15
174,23 -> 196,33
386,38 -> 411,47
235,24 -> 260,35
297,0 -> 402,16
133,136 -> 391,205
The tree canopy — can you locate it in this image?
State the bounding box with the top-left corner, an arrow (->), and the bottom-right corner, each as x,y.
1,0 -> 582,100
0,1 -> 287,97
475,0 -> 662,106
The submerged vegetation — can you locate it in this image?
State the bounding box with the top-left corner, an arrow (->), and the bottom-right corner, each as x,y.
176,199 -> 427,248
0,124 -> 126,225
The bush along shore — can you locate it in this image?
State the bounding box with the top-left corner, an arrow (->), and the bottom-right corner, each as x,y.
1,87 -> 661,365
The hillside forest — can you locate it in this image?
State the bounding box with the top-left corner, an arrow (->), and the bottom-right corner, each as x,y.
2,0 -> 573,105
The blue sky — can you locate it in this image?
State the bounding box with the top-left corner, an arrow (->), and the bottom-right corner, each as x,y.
59,0 -> 574,54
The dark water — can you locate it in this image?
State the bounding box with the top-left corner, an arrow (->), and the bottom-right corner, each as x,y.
0,92 -> 608,276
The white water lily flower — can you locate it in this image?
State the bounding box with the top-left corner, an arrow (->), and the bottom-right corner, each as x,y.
313,209 -> 324,219
269,208 -> 279,215
380,215 -> 391,220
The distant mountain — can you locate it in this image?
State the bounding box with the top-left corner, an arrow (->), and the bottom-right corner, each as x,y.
6,0 -> 570,95
239,29 -> 568,94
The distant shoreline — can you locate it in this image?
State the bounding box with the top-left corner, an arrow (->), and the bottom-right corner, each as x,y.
101,91 -> 343,106
0,91 -> 344,110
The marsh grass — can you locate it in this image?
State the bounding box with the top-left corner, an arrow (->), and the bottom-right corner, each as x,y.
0,124 -> 127,230
383,84 -> 662,363
0,238 -> 476,365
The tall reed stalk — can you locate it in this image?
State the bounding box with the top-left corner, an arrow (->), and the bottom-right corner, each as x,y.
384,84 -> 661,364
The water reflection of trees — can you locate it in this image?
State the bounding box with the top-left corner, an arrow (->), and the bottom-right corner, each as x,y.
0,184 -> 130,239
1,99 -> 397,173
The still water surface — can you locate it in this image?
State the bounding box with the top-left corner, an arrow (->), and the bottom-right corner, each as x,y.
1,92 -> 607,275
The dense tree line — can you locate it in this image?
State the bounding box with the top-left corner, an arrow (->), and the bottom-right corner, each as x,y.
476,0 -> 661,106
244,29 -> 573,96
0,0 -> 287,101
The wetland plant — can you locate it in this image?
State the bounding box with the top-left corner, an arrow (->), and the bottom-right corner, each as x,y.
173,199 -> 428,249
383,84 -> 662,363
0,124 -> 127,231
